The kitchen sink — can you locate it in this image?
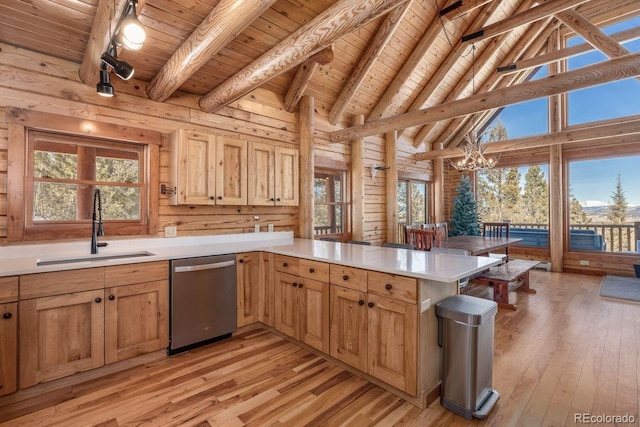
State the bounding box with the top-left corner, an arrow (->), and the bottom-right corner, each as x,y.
36,251 -> 155,266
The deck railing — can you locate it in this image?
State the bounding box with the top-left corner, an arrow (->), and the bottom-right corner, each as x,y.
396,222 -> 639,252
314,225 -> 343,235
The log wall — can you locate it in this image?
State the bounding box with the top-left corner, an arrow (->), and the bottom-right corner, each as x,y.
0,43 -> 427,246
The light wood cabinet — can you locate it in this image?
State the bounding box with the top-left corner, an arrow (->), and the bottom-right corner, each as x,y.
104,280 -> 169,364
19,289 -> 105,388
259,252 -> 275,327
237,252 -> 260,327
170,129 -> 247,206
0,276 -> 19,396
274,271 -> 329,353
329,285 -> 368,371
247,142 -> 299,206
17,261 -> 169,389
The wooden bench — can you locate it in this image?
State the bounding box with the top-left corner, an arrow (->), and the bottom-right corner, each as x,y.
476,259 -> 539,310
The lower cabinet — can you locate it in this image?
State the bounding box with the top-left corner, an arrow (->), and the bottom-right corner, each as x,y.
236,252 -> 261,327
105,280 -> 169,364
274,271 -> 329,353
17,261 -> 169,389
329,285 -> 418,395
19,289 -> 106,388
0,302 -> 18,396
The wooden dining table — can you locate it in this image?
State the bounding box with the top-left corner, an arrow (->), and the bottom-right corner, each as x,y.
438,235 -> 523,256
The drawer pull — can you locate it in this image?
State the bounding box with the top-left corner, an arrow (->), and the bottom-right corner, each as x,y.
358,300 -> 365,306
239,259 -> 244,264
95,297 -> 102,303
342,275 -> 349,281
309,268 -> 315,273
283,262 -> 288,267
385,284 -> 393,290
2,312 -> 11,320
368,302 -> 374,308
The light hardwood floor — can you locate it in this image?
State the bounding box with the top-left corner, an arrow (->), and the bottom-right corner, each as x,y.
1,270 -> 639,426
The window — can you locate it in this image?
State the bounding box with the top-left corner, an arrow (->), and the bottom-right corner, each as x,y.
397,180 -> 429,225
314,168 -> 349,239
7,108 -> 160,242
566,148 -> 640,253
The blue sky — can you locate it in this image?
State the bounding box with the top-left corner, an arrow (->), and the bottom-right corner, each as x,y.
488,16 -> 640,207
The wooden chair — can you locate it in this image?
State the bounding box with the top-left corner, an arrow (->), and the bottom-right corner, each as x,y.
382,242 -> 414,249
482,222 -> 510,262
407,228 -> 438,251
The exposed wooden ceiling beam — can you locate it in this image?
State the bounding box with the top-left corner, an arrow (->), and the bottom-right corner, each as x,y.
330,52 -> 640,142
461,0 -> 590,44
440,0 -> 492,20
422,18 -> 555,149
556,9 -> 631,58
414,118 -> 640,160
78,0 -> 129,84
366,11 -> 442,121
328,0 -> 414,125
284,46 -> 334,112
497,25 -> 640,75
146,0 -> 276,102
199,0 -> 409,114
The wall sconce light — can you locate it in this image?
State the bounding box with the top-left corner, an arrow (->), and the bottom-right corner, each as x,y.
369,165 -> 390,178
96,0 -> 145,96
96,63 -> 114,97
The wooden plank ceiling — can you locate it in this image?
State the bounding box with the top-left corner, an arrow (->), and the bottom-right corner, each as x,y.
0,0 -> 638,150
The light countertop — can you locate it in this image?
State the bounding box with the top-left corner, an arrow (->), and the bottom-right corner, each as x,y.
0,233 -> 499,283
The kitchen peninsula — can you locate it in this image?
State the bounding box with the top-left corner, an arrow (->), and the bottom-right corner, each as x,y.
0,232 -> 499,408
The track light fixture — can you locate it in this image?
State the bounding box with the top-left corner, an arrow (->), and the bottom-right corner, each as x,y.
96,0 -> 145,96
101,49 -> 135,80
118,0 -> 146,50
96,63 -> 114,97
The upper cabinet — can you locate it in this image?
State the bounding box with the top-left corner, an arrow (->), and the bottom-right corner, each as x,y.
248,142 -> 299,206
170,131 -> 298,207
170,130 -> 247,206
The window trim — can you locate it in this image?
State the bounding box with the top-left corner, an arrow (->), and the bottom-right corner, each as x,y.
397,178 -> 431,225
6,108 -> 161,242
313,160 -> 350,241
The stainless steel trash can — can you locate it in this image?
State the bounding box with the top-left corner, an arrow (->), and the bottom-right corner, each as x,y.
436,295 -> 500,420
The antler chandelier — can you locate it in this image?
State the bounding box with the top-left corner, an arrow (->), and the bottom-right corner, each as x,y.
450,129 -> 499,171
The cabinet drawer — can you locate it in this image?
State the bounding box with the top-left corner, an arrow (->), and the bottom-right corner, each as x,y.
20,268 -> 105,299
0,277 -> 19,303
329,265 -> 367,292
274,255 -> 299,275
105,261 -> 169,288
368,271 -> 417,303
298,259 -> 329,282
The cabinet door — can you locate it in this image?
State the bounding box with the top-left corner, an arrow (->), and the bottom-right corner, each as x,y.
274,147 -> 299,206
237,252 -> 260,327
172,130 -> 216,205
367,294 -> 417,395
0,302 -> 17,396
329,285 -> 367,371
274,271 -> 297,338
104,281 -> 169,364
247,142 -> 275,205
298,278 -> 329,353
259,252 -> 275,327
19,290 -> 105,388
215,136 -> 247,205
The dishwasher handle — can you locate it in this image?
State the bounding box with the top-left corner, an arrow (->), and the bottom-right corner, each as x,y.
174,260 -> 235,273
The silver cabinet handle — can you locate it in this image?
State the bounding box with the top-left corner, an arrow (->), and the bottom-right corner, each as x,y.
174,260 -> 235,273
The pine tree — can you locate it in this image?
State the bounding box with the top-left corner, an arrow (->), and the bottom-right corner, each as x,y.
607,174 -> 628,224
569,187 -> 590,224
449,175 -> 481,236
523,165 -> 548,224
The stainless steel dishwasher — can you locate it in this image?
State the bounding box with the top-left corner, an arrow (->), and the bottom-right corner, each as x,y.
169,254 -> 237,354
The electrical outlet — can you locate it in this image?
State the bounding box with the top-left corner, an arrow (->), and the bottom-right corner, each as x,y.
164,226 -> 177,238
253,215 -> 260,220
421,299 -> 431,312
268,224 -> 274,232
579,260 -> 589,266
254,224 -> 260,233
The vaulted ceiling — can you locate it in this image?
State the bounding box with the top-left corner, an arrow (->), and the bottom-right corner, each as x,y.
1,0 -> 638,150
